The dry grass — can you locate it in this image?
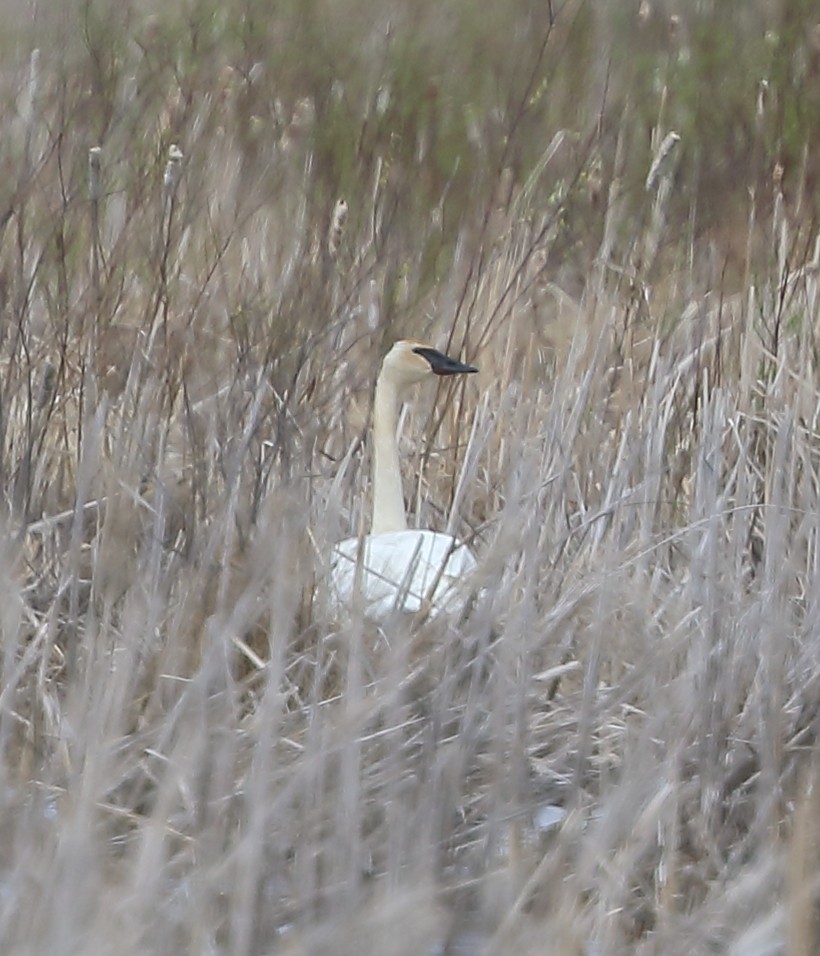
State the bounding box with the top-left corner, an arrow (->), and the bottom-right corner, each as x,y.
1,2 -> 819,954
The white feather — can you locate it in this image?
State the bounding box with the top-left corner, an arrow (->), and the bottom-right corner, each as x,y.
331,529 -> 477,619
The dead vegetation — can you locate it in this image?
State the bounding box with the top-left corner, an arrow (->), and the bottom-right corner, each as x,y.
0,2 -> 819,954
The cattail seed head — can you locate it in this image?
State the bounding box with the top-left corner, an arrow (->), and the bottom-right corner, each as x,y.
20,48 -> 40,124
328,198 -> 348,259
645,130 -> 680,191
163,144 -> 184,193
375,86 -> 391,117
756,79 -> 769,124
88,146 -> 102,202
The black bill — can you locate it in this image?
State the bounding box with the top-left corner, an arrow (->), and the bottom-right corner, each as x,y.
413,346 -> 478,376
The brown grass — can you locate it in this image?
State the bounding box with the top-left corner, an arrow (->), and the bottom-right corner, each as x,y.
0,2 -> 819,954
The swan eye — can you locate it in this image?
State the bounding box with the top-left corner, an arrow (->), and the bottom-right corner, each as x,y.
411,347 -> 478,376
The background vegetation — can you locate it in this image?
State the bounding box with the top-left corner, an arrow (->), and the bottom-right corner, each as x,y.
1,0 -> 819,952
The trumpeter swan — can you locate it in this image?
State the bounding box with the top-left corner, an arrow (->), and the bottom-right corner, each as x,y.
331,340 -> 478,619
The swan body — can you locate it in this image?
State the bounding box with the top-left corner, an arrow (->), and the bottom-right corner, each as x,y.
332,529 -> 478,619
330,339 -> 478,620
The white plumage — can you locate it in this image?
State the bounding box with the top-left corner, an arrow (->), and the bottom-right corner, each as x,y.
332,529 -> 478,619
330,339 -> 478,620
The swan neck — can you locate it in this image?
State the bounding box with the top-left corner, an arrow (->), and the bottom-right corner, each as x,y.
371,372 -> 407,533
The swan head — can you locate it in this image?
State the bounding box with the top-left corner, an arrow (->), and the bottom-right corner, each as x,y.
381,339 -> 478,388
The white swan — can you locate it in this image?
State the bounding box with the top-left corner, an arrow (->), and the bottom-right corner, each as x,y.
331,339 -> 478,619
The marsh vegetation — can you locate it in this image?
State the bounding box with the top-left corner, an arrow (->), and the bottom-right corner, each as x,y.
0,1 -> 819,953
